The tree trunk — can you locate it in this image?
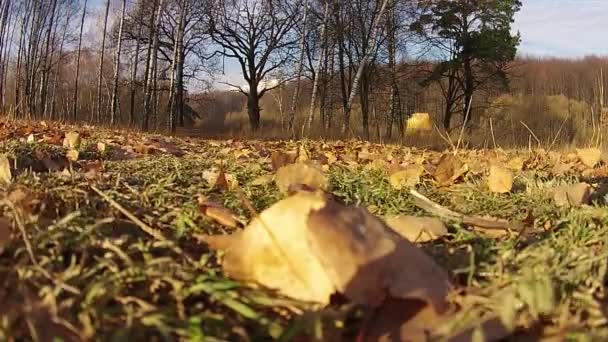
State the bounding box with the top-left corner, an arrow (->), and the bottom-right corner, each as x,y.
359,65 -> 370,140
0,0 -> 11,112
343,0 -> 390,135
96,0 -> 111,123
287,0 -> 308,134
333,0 -> 349,132
462,53 -> 474,128
247,85 -> 261,131
129,8 -> 144,127
307,1 -> 329,132
72,0 -> 88,122
110,0 -> 127,125
169,0 -> 186,132
143,0 -> 163,131
40,0 -> 58,119
50,14 -> 69,121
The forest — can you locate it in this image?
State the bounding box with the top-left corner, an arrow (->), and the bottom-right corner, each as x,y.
2,0 -> 608,341
0,0 -> 605,146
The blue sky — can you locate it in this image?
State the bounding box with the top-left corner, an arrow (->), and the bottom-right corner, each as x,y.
83,0 -> 607,88
513,0 -> 608,57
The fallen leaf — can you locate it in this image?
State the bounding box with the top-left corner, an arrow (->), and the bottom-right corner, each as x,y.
83,160 -> 103,179
384,216 -> 448,242
63,131 -> 81,149
307,198 -> 452,309
389,165 -> 425,190
577,148 -> 601,168
154,139 -> 184,157
203,192 -> 451,309
507,157 -> 524,171
553,183 -> 592,207
551,162 -> 572,176
251,174 -> 274,186
297,145 -> 310,163
488,165 -> 513,194
0,217 -> 11,247
0,154 -> 11,184
275,163 -> 328,195
8,187 -> 40,214
358,298 -> 445,342
271,151 -> 297,171
198,198 -> 242,228
133,144 -> 158,155
26,133 -> 35,143
433,154 -> 468,187
66,149 -> 79,162
202,168 -> 238,191
97,142 -> 107,153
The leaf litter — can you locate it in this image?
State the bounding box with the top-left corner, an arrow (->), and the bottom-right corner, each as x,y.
0,119 -> 608,340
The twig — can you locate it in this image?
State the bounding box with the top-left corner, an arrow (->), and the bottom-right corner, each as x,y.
455,96 -> 474,154
409,189 -> 522,231
91,185 -> 194,264
91,185 -> 167,242
519,121 -> 541,149
548,116 -> 570,151
3,200 -> 81,295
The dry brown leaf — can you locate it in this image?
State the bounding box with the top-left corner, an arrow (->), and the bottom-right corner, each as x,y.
203,192 -> 451,308
202,168 -> 238,191
97,142 -> 107,153
601,150 -> 608,165
133,144 -> 158,155
389,165 -> 425,190
26,133 -> 35,143
83,160 -> 103,179
384,216 -> 448,242
553,183 -> 592,207
66,149 -> 79,162
577,148 -> 602,168
271,151 -> 297,170
154,139 -> 185,156
507,157 -> 524,171
307,198 -> 451,309
63,131 -> 81,149
0,154 -> 11,184
433,154 -> 468,187
488,165 -> 513,194
358,298 -> 445,342
250,174 -> 274,186
297,145 -> 310,163
198,198 -> 241,228
0,217 -> 11,247
551,162 -> 572,176
365,159 -> 389,171
275,163 -> 328,194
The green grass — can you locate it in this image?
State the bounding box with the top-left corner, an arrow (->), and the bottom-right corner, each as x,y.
1,120 -> 608,341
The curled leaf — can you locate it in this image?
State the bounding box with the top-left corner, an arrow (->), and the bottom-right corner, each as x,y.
577,148 -> 601,168
488,165 -> 513,194
275,163 -> 328,195
384,216 -> 448,242
0,154 -> 11,185
389,165 -> 425,190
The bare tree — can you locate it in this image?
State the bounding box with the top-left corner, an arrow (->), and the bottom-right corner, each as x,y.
307,1 -> 329,131
287,0 -> 308,134
209,0 -> 301,131
96,0 -> 112,122
111,0 -> 127,125
72,0 -> 88,121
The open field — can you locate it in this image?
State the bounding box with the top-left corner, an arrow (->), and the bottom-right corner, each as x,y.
1,120 -> 608,341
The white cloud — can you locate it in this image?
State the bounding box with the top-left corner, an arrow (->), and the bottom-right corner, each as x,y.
514,0 -> 608,57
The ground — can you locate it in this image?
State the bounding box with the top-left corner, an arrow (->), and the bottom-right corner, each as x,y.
0,119 -> 608,341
